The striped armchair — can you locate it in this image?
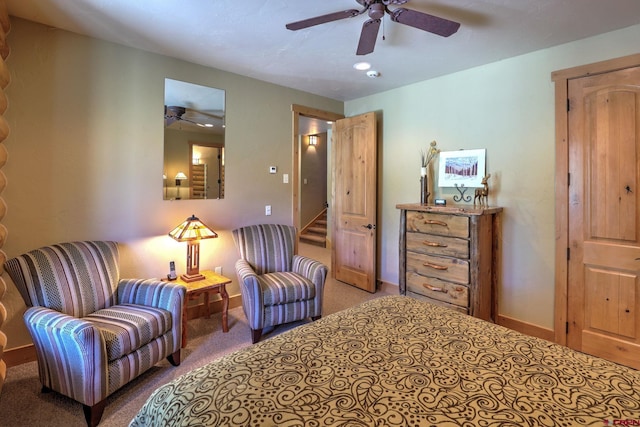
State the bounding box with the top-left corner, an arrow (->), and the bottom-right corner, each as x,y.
4,241 -> 185,427
232,224 -> 328,343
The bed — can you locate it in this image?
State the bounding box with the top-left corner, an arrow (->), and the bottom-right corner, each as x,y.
131,295 -> 640,426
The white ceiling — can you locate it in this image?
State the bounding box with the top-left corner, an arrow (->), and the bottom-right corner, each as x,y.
164,78 -> 225,134
6,0 -> 640,102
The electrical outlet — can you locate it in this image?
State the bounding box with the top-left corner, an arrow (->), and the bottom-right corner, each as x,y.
265,205 -> 271,216
214,266 -> 222,275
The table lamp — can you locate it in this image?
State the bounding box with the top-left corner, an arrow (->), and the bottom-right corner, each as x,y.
175,172 -> 187,199
168,214 -> 218,282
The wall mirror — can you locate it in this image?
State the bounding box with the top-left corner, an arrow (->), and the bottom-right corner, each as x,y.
164,78 -> 225,200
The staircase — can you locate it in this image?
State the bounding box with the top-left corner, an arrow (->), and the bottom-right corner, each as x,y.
300,210 -> 327,247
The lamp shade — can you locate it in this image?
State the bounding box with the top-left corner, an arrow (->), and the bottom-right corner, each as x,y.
169,215 -> 218,241
168,215 -> 217,282
175,172 -> 188,181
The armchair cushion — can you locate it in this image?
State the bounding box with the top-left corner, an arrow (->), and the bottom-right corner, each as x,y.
259,272 -> 316,306
85,304 -> 172,362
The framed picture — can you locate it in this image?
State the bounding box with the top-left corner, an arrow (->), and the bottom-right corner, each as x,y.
438,149 -> 486,188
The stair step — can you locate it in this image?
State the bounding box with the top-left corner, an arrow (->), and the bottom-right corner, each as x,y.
315,219 -> 327,226
300,233 -> 326,247
307,226 -> 326,234
301,233 -> 325,242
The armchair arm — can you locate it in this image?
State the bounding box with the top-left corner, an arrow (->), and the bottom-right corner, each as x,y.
292,255 -> 328,289
117,279 -> 185,353
235,259 -> 264,330
117,279 -> 185,312
23,307 -> 107,406
292,255 -> 327,318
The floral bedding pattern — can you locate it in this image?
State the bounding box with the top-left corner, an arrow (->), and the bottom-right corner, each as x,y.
131,295 -> 640,426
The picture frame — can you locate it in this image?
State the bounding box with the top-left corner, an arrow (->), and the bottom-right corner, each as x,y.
438,149 -> 486,188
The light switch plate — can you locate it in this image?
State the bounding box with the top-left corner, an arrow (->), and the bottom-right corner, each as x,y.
265,205 -> 272,216
283,173 -> 289,183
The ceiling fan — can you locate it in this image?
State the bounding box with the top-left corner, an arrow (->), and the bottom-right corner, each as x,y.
285,0 -> 460,55
164,105 -> 222,128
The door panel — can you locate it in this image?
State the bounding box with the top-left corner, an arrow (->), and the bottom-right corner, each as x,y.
568,66 -> 640,369
584,267 -> 636,338
331,112 -> 377,292
587,89 -> 637,241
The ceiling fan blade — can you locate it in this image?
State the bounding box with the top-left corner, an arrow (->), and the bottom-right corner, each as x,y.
166,105 -> 186,116
356,18 -> 381,56
184,108 -> 224,121
389,8 -> 460,37
180,117 -> 203,126
286,9 -> 361,31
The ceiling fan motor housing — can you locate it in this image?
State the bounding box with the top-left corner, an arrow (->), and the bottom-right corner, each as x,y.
368,3 -> 385,19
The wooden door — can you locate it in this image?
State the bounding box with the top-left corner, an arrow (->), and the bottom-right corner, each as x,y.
567,66 -> 640,369
331,112 -> 377,292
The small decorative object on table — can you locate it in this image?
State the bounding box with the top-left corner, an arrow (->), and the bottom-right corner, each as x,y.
473,174 -> 491,206
420,140 -> 439,204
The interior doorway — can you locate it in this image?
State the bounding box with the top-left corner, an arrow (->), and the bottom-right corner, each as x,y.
291,105 -> 344,251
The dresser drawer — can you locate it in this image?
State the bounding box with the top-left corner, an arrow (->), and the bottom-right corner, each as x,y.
406,232 -> 469,259
406,211 -> 469,238
406,290 -> 468,314
406,271 -> 469,309
406,252 -> 469,285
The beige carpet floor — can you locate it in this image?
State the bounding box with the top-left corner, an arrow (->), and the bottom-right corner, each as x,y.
0,244 -> 395,426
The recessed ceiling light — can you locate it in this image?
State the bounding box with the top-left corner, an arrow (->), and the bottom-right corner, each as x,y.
353,62 -> 371,71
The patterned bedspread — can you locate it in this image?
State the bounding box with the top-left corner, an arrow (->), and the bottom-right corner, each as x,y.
131,295 -> 640,426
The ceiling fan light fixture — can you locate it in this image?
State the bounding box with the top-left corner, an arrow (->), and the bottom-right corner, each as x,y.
353,61 -> 372,71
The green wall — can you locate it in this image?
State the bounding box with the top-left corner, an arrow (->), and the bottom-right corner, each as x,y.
1,18 -> 342,349
346,23 -> 640,329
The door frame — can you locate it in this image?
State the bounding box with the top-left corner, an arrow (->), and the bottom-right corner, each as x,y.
291,105 -> 344,249
552,53 -> 640,345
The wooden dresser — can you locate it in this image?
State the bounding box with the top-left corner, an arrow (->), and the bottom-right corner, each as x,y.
397,204 -> 502,321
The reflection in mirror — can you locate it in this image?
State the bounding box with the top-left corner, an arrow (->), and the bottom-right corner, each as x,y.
164,78 -> 225,200
190,142 -> 224,199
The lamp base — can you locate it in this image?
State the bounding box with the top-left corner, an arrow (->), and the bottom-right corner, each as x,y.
180,273 -> 206,283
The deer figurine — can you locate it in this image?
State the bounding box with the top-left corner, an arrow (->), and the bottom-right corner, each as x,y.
473,174 -> 491,206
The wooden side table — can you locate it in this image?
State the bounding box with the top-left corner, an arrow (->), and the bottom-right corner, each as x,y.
167,270 -> 231,348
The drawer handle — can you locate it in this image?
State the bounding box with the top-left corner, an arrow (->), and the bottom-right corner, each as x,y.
423,240 -> 448,248
423,262 -> 448,271
423,284 -> 448,294
424,219 -> 448,227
